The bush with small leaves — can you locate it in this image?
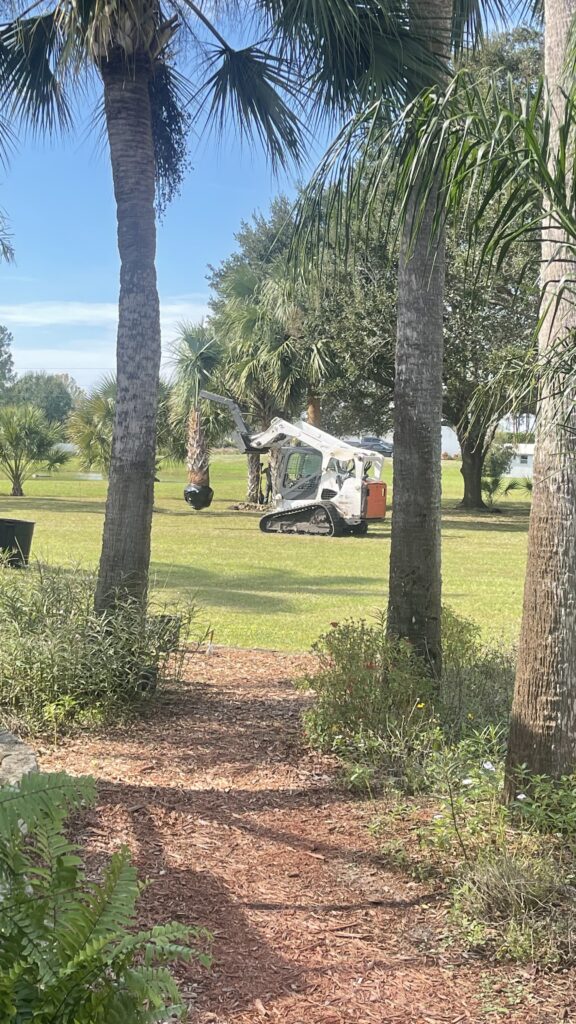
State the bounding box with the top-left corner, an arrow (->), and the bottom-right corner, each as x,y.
0,562 -> 203,735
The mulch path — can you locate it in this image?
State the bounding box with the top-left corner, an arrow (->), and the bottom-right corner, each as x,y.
40,648 -> 575,1023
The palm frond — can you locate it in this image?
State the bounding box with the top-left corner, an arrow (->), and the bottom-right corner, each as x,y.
260,0 -> 442,114
0,206 -> 14,261
0,12 -> 70,135
197,43 -> 304,169
451,0 -> 509,56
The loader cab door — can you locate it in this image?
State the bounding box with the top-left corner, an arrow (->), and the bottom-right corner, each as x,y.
279,447 -> 322,501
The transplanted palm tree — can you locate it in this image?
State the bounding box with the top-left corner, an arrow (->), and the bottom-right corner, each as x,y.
170,322 -> 221,491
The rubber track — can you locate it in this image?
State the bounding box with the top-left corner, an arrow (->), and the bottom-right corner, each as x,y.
259,502 -> 346,537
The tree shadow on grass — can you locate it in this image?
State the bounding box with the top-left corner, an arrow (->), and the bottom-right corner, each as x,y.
150,561 -> 387,610
441,502 -> 531,533
0,496 -> 107,515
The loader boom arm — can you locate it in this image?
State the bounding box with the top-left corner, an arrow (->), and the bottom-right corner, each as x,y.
199,391 -> 384,472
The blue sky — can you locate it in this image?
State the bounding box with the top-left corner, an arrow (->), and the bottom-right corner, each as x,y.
0,107 -> 311,389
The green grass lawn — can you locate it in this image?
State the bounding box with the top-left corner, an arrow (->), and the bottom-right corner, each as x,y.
0,456 -> 529,651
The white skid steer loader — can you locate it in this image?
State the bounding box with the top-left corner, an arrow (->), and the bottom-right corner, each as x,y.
183,391 -> 387,537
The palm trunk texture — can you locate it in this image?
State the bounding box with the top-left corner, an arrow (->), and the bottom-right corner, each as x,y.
505,0 -> 576,790
95,58 -> 161,612
387,1 -> 449,675
187,407 -> 210,487
247,453 -> 261,503
307,393 -> 321,427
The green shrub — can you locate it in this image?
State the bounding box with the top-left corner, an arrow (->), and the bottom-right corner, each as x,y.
512,769 -> 576,834
300,615 -> 440,792
0,563 -> 200,735
301,608 -> 514,793
439,608 -> 515,739
302,614 -> 433,742
0,771 -> 210,1022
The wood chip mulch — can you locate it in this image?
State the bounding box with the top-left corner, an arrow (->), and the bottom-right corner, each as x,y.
40,648 -> 575,1023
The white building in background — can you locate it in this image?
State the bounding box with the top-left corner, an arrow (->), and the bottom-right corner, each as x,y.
509,443 -> 534,478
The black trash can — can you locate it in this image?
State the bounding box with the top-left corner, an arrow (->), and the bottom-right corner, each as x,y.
0,518 -> 35,567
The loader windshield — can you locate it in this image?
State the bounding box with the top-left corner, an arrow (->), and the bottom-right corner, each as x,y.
281,448 -> 322,499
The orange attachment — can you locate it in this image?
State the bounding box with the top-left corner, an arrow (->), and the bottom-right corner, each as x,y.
365,481 -> 387,519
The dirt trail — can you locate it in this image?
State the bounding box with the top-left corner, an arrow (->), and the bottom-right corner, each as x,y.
41,649 -> 574,1023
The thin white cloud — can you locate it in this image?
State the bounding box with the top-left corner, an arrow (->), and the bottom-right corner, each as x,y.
0,295 -> 211,330
5,295 -> 212,386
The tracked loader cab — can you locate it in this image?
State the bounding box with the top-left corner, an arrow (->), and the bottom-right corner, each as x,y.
190,391 -> 388,536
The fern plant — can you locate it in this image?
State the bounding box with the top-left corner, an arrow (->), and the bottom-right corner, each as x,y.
0,772 -> 209,1023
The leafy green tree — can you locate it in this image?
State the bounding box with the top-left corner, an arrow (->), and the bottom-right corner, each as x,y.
170,323 -> 221,489
9,371 -> 75,422
443,242 -> 539,509
0,404 -> 69,496
0,325 -> 15,402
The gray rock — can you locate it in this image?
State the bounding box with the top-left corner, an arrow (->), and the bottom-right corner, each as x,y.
0,730 -> 37,785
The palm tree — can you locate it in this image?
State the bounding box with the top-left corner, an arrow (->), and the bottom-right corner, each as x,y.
211,257 -> 337,498
67,376 -> 117,474
170,322 -> 221,492
384,1 -> 451,676
0,0 -> 309,610
505,0 -> 576,785
294,1 -> 505,673
0,405 -> 70,496
69,375 -> 183,475
366,6 -> 576,777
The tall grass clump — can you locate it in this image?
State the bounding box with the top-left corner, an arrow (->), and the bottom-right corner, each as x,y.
0,562 -> 200,735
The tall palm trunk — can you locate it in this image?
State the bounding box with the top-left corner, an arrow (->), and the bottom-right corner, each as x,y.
95,58 -> 161,612
247,452 -> 261,503
504,0 -> 576,791
387,1 -> 448,675
307,392 -> 321,427
187,406 -> 210,487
